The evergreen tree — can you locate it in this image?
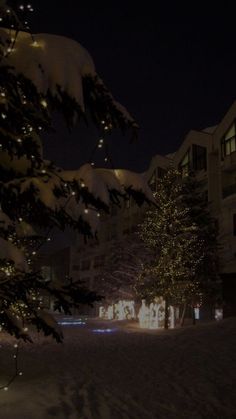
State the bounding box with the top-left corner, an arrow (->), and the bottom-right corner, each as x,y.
181,172 -> 221,312
135,168 -> 220,328
0,2 -> 152,341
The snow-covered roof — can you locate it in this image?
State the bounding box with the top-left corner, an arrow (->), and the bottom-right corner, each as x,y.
202,125 -> 218,134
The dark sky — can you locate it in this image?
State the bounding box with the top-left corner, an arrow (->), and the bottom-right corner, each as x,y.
29,1 -> 236,172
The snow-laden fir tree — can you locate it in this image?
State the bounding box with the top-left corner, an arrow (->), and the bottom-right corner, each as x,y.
0,2 -> 153,341
135,167 -> 220,328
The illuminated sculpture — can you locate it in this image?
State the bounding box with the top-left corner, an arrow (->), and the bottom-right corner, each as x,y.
99,300 -> 136,320
138,298 -> 175,329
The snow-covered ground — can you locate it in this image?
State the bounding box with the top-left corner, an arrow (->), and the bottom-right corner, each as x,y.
0,316 -> 236,419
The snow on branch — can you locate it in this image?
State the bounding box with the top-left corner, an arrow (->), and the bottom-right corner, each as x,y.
0,237 -> 26,270
0,29 -> 137,130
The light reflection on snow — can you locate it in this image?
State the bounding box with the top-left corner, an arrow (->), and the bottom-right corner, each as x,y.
92,328 -> 117,333
58,318 -> 86,326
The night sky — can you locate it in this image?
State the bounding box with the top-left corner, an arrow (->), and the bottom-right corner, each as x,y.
29,1 -> 236,172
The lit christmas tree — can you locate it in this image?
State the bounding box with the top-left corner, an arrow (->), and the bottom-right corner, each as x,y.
135,168 -> 220,328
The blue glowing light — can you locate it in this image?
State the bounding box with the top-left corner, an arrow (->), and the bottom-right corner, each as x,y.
58,321 -> 86,326
92,328 -> 117,333
58,318 -> 86,326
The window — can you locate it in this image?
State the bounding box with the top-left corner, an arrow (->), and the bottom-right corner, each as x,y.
233,214 -> 236,236
81,260 -> 90,271
125,198 -> 130,209
157,167 -> 166,179
93,255 -> 105,268
149,170 -> 157,192
179,149 -> 190,174
221,122 -> 236,158
110,203 -> 118,216
192,144 -> 207,171
149,167 -> 166,191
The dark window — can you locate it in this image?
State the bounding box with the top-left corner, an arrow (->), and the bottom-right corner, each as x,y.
157,167 -> 166,179
192,144 -> 207,171
94,255 -> 105,268
110,203 -> 118,216
149,170 -> 157,192
233,214 -> 236,236
222,123 -> 236,159
179,149 -> 190,175
81,260 -> 90,271
149,167 -> 166,191
72,265 -> 80,271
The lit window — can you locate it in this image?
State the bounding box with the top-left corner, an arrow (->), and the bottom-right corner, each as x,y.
221,122 -> 236,158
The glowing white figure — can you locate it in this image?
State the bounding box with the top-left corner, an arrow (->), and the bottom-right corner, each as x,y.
116,300 -> 125,320
107,305 -> 114,320
99,306 -> 106,318
138,299 -> 150,328
149,302 -> 159,329
138,298 -> 175,329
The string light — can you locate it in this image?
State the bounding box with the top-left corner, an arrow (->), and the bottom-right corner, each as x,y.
89,120 -> 114,168
0,343 -> 22,392
40,99 -> 47,108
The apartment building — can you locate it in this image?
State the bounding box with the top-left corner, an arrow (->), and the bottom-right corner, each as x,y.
50,101 -> 236,316
172,101 -> 236,315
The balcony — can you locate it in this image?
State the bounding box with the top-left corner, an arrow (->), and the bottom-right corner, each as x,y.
222,183 -> 236,199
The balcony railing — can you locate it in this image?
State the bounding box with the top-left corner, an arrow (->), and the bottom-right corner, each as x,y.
222,183 -> 236,198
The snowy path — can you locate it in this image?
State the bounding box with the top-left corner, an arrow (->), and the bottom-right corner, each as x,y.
0,317 -> 236,419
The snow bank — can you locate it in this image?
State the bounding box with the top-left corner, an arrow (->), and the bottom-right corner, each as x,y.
0,317 -> 236,418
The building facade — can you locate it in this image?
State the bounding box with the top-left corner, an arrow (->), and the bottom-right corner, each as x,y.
49,102 -> 236,317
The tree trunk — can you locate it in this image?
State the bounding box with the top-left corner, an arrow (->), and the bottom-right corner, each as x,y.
180,303 -> 187,327
164,297 -> 169,329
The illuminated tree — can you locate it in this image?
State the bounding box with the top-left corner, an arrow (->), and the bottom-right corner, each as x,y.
96,233 -> 152,302
135,168 -> 220,328
0,2 -> 152,342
